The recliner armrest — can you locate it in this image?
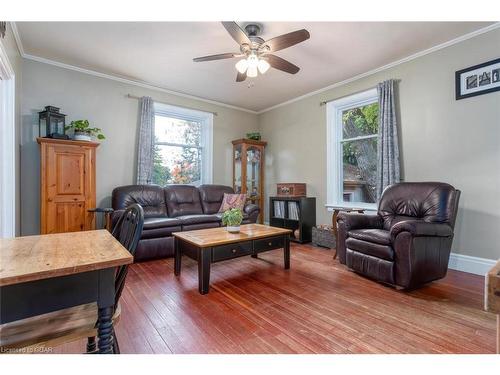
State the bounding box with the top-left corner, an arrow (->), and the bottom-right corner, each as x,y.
390,220 -> 453,241
336,213 -> 383,231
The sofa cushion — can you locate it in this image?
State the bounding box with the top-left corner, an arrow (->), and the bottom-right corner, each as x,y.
143,217 -> 182,230
346,238 -> 394,261
348,229 -> 391,246
198,184 -> 235,214
141,226 -> 182,240
112,185 -> 167,218
176,214 -> 221,225
164,185 -> 203,217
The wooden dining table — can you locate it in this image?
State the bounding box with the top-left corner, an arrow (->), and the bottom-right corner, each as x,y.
0,230 -> 132,353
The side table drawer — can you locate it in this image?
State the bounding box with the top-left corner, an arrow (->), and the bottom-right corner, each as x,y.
254,236 -> 285,253
212,241 -> 253,262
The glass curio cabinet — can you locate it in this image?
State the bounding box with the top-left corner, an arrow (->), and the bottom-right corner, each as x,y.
232,138 -> 267,223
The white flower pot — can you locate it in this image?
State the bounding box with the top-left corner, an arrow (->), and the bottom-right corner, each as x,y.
73,132 -> 92,141
226,225 -> 241,233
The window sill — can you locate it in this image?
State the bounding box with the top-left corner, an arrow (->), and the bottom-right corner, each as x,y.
325,203 -> 377,212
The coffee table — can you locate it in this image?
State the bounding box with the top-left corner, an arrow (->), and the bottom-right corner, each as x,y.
173,224 -> 292,294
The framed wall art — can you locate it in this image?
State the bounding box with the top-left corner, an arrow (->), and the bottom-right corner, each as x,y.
455,57 -> 500,100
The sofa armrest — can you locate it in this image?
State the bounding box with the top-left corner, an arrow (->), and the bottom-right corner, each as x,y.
244,203 -> 260,223
390,220 -> 453,241
336,213 -> 383,231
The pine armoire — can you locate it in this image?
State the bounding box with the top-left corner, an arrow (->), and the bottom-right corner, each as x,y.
37,138 -> 99,234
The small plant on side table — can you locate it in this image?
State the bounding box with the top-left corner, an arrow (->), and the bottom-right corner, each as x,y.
65,120 -> 105,141
222,208 -> 244,233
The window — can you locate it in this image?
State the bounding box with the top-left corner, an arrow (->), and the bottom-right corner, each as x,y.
153,103 -> 213,186
327,88 -> 379,209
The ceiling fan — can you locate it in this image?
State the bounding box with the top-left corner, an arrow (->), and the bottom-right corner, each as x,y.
193,22 -> 310,82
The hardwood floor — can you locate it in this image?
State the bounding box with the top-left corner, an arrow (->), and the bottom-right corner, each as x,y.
54,243 -> 496,354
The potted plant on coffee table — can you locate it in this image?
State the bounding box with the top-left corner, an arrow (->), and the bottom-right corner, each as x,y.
65,120 -> 105,141
222,208 -> 244,233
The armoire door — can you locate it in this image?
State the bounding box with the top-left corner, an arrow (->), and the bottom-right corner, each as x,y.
39,139 -> 98,234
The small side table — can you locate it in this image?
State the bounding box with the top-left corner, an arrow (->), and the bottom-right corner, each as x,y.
331,206 -> 365,259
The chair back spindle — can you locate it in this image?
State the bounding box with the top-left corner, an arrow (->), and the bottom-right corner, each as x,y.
111,204 -> 144,308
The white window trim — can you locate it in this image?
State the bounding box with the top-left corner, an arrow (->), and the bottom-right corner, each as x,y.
326,88 -> 378,211
154,102 -> 213,185
0,39 -> 16,238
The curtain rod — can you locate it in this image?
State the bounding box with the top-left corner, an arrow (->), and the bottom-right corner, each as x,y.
126,94 -> 218,116
319,86 -> 377,106
319,79 -> 401,106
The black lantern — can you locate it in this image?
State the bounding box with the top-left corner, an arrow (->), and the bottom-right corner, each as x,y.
38,106 -> 69,139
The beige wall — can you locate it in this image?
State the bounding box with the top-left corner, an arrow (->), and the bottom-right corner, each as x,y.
258,29 -> 500,260
2,24 -> 23,235
20,59 -> 258,235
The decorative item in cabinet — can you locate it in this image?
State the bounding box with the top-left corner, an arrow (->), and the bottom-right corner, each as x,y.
277,183 -> 306,197
232,138 -> 267,223
37,137 -> 99,234
269,196 -> 316,243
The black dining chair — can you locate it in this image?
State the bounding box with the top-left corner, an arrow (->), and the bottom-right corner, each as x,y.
0,204 -> 144,354
87,203 -> 144,353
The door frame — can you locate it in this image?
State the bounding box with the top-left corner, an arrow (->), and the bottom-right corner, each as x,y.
0,38 -> 16,238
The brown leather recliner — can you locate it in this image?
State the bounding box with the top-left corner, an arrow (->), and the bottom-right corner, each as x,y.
336,182 -> 461,289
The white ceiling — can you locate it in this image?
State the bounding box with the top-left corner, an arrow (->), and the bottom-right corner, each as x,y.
16,22 -> 494,112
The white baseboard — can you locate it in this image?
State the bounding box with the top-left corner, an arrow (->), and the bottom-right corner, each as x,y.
448,253 -> 497,276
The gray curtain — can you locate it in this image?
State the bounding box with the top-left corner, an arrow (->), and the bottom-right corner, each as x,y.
136,96 -> 155,184
376,79 -> 401,198
0,22 -> 6,39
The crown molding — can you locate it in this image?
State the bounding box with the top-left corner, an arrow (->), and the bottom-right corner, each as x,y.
10,21 -> 500,115
9,22 -> 24,56
10,22 -> 258,115
256,22 -> 500,114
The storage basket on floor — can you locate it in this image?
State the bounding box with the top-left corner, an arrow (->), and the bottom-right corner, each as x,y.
312,225 -> 336,249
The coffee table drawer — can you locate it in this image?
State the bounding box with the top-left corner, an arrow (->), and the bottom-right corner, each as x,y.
212,241 -> 253,262
254,236 -> 285,253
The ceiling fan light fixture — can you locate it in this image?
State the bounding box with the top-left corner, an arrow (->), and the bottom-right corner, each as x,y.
247,65 -> 258,78
247,54 -> 259,69
235,59 -> 248,74
257,59 -> 270,74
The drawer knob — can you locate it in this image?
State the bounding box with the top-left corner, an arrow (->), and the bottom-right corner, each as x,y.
232,249 -> 237,253
268,242 -> 272,246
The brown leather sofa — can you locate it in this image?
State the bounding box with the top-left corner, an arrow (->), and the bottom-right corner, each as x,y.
336,182 -> 461,289
111,184 -> 260,261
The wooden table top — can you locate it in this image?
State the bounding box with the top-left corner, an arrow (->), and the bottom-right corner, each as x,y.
173,224 -> 292,248
0,230 -> 133,287
485,259 -> 500,314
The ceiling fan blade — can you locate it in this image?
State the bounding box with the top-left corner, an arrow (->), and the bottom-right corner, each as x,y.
236,71 -> 247,82
222,21 -> 252,46
260,29 -> 310,53
193,53 -> 241,62
265,54 -> 300,74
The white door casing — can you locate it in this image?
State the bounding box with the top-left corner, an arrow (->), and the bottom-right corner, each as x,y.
0,38 -> 16,238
